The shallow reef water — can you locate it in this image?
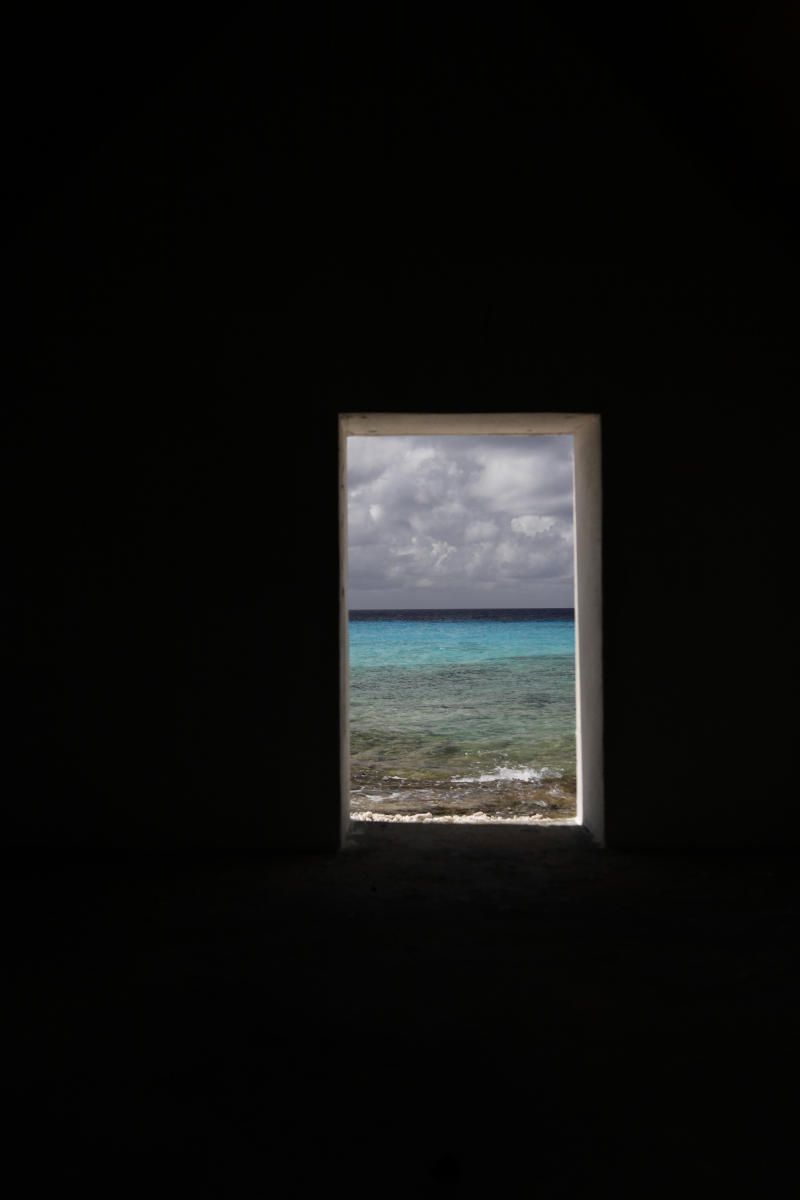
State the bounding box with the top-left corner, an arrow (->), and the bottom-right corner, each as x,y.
349,610 -> 577,822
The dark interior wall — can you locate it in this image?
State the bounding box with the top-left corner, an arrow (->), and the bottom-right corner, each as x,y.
3,4 -> 798,849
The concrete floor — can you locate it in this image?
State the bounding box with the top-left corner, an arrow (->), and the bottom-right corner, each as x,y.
7,822 -> 798,1197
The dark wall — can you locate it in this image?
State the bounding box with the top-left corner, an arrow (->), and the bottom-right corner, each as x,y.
4,5 -> 798,848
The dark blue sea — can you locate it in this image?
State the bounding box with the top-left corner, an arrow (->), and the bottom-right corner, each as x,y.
349,609 -> 576,820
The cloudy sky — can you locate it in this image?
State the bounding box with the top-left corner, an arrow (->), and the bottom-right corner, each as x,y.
347,435 -> 575,608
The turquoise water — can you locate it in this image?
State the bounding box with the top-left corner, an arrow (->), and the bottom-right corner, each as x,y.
349,609 -> 576,818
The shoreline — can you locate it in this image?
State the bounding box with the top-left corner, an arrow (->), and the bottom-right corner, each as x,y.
351,811 -> 577,824
350,770 -> 577,821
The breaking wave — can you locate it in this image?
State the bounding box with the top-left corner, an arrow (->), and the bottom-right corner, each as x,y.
450,765 -> 561,784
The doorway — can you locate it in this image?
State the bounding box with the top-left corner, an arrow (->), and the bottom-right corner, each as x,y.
339,414 -> 603,842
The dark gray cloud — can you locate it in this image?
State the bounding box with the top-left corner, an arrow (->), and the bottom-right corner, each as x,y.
347,435 -> 574,608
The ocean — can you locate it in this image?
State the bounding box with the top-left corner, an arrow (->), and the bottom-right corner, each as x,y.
349,609 -> 576,822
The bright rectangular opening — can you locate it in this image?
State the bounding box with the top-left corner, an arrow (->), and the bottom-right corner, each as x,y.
339,414 -> 603,843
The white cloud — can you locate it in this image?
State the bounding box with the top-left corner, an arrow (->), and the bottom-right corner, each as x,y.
511,514 -> 556,537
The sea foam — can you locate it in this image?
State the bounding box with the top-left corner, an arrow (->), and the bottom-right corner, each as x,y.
450,765 -> 560,784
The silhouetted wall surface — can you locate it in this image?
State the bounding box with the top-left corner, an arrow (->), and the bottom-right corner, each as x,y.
4,6 -> 798,849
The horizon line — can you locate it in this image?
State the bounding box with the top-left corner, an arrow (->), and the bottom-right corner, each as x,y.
348,605 -> 575,611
